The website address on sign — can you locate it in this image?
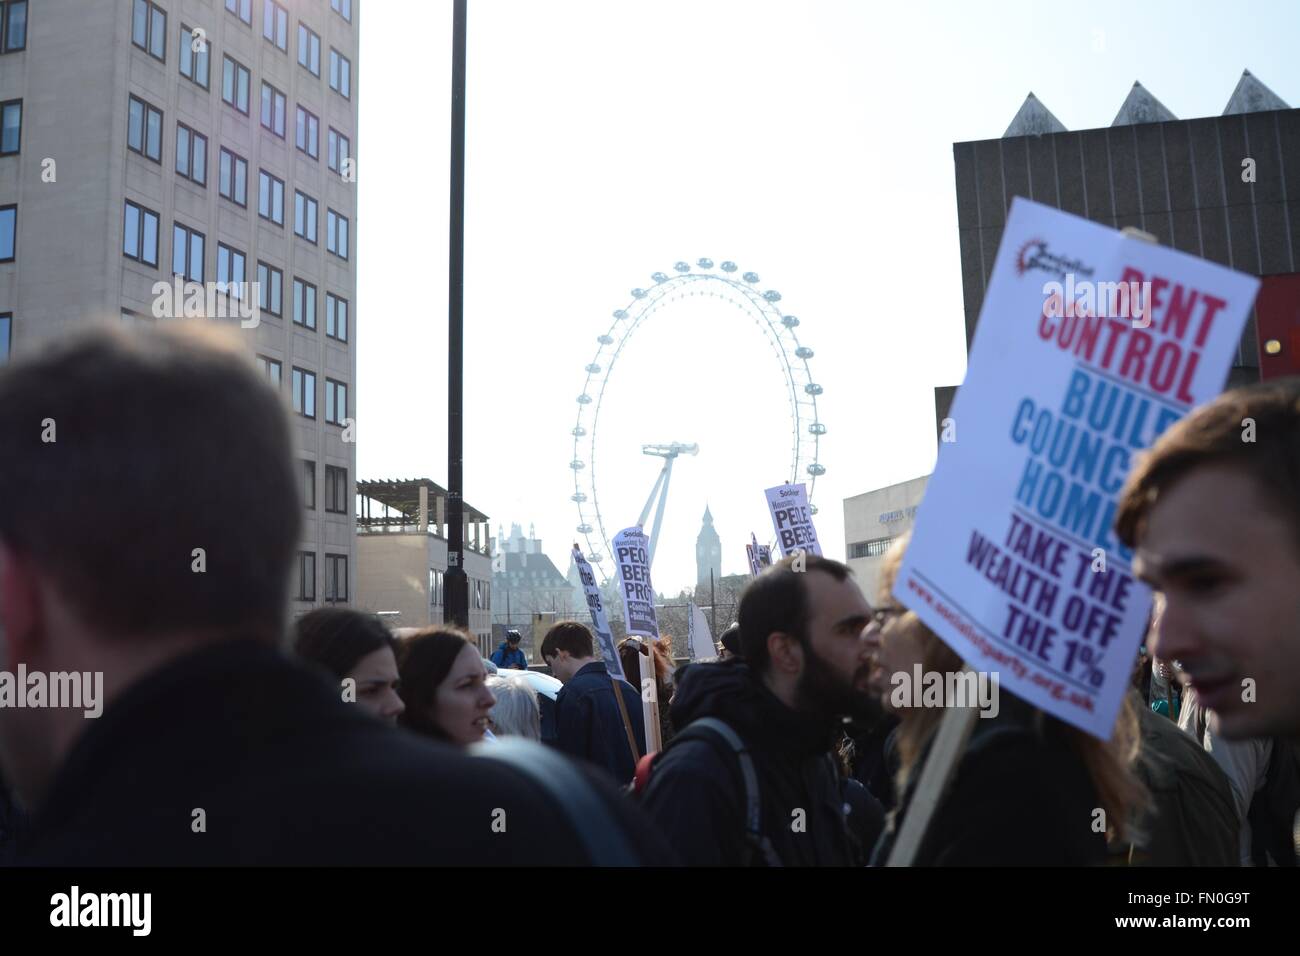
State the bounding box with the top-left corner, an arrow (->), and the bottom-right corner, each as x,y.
903,575 -> 1096,714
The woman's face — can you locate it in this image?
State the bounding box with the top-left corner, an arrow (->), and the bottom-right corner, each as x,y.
347,646 -> 405,725
864,604 -> 927,715
432,644 -> 496,746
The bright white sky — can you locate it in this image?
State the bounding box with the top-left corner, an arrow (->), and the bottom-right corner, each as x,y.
357,0 -> 1300,595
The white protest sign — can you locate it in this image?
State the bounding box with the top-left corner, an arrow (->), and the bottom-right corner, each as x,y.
757,544 -> 773,568
613,526 -> 659,639
765,483 -> 822,557
571,544 -> 625,680
687,602 -> 716,661
894,197 -> 1258,740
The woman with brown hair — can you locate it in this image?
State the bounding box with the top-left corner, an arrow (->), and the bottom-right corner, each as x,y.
866,533 -> 1147,865
397,627 -> 496,746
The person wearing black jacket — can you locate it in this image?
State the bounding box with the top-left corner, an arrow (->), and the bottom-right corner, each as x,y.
640,554 -> 877,866
542,622 -> 646,785
0,326 -> 673,867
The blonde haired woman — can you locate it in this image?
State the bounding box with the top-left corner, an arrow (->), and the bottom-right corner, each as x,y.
866,533 -> 1146,865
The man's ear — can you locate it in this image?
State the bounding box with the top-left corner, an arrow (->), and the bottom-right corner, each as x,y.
765,631 -> 803,675
0,542 -> 45,667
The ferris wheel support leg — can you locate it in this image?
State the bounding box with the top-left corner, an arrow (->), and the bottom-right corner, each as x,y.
637,463 -> 668,529
647,456 -> 675,570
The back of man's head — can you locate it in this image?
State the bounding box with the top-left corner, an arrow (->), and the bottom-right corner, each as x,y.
737,554 -> 851,675
539,621 -> 594,663
0,324 -> 300,641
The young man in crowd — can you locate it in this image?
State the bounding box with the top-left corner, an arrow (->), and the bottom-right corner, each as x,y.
541,622 -> 646,784
1118,378 -> 1300,741
640,554 -> 876,865
0,325 -> 671,866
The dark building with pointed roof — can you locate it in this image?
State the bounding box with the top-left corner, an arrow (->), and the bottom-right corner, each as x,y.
939,69 -> 1300,435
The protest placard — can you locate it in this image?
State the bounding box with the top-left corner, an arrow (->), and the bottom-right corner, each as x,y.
614,526 -> 659,639
764,483 -> 822,557
893,197 -> 1259,739
571,544 -> 625,680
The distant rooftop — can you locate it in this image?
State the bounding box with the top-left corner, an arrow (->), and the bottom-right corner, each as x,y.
357,478 -> 489,536
1002,69 -> 1289,138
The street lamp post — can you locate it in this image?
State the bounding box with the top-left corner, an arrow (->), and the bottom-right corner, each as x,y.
445,0 -> 469,628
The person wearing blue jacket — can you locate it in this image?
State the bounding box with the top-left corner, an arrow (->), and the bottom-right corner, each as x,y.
490,630 -> 528,670
540,622 -> 646,785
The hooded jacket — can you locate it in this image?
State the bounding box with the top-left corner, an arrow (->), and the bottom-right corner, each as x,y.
640,659 -> 853,866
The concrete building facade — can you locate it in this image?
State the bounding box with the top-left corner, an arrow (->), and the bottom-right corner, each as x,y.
354,478 -> 494,654
0,0 -> 360,614
843,475 -> 928,603
941,70 -> 1300,435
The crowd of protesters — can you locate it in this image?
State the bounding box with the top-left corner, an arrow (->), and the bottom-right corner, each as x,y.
0,324 -> 1298,866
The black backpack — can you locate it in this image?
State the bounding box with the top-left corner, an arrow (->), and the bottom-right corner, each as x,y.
638,716 -> 784,866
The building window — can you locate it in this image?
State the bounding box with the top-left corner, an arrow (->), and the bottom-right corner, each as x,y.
1,0 -> 26,53
171,223 -> 205,282
218,148 -> 248,206
257,261 -> 283,317
292,277 -> 316,329
430,569 -> 443,607
127,95 -> 163,163
294,190 -> 317,243
297,551 -> 316,602
329,48 -> 351,98
295,106 -> 319,160
848,536 -> 896,560
327,127 -> 350,176
331,0 -> 352,24
226,0 -> 252,25
258,169 -> 285,225
292,367 -> 316,418
263,0 -> 287,51
216,243 -> 246,299
325,465 -> 348,514
260,82 -> 286,137
257,354 -> 282,387
222,55 -> 250,114
326,293 -> 348,342
325,378 -> 347,425
175,122 -> 207,186
178,24 -> 210,88
132,0 -> 167,62
302,460 -> 316,509
0,312 -> 10,365
474,580 -> 483,610
326,209 -> 349,260
0,99 -> 20,155
325,554 -> 348,603
122,200 -> 159,267
297,22 -> 320,75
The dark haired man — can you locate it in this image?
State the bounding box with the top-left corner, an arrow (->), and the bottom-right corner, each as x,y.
0,326 -> 671,865
640,554 -> 876,865
1117,378 -> 1300,740
541,621 -> 645,784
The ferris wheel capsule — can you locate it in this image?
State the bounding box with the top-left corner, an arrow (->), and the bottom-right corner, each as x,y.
697,258 -> 714,269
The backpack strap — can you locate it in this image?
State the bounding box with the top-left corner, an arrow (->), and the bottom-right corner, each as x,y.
471,737 -> 639,866
681,717 -> 783,867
